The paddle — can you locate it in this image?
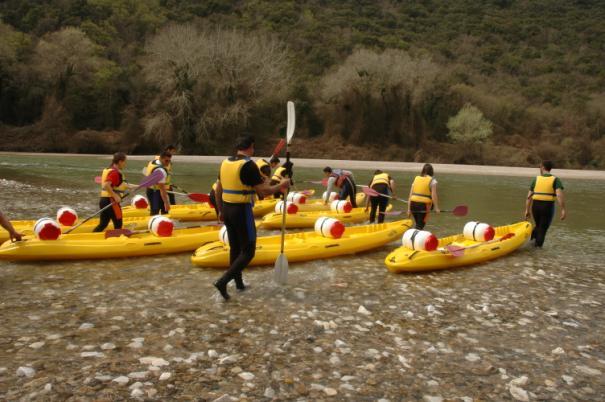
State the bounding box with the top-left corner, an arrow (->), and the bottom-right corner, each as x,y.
360,186 -> 468,216
445,232 -> 515,257
274,101 -> 295,285
66,169 -> 165,234
167,191 -> 209,203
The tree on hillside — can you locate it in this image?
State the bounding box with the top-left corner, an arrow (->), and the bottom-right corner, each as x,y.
447,103 -> 493,162
141,24 -> 292,152
320,48 -> 442,146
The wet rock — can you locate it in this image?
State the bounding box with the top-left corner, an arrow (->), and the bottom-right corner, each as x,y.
128,371 -> 148,380
212,395 -> 234,402
131,388 -> 144,397
238,372 -> 255,381
509,385 -> 529,401
81,351 -> 105,358
358,305 -> 371,315
465,353 -> 480,362
423,396 -> 443,402
78,323 -> 94,330
341,375 -> 356,382
100,343 -> 116,350
561,375 -> 574,384
335,340 -> 347,348
139,357 -> 169,367
29,341 -> 45,349
208,350 -> 219,358
112,376 -> 129,385
576,365 -> 601,376
551,347 -> 565,355
159,372 -> 171,381
324,387 -> 338,396
510,376 -> 529,386
264,387 -> 275,398
17,367 -> 36,378
219,355 -> 239,365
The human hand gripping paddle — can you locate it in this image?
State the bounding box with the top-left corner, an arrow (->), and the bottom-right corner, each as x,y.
94,177 -> 209,203
66,169 -> 166,234
360,186 -> 468,217
274,101 -> 295,285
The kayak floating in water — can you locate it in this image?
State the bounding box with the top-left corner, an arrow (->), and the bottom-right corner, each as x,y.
385,221 -> 533,273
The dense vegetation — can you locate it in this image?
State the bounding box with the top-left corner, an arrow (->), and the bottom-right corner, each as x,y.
1,0 -> 604,167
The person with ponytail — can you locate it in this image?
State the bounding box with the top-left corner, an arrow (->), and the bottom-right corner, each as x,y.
93,152 -> 128,232
407,163 -> 440,229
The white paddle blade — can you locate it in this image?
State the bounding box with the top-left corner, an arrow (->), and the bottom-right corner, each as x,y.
286,101 -> 295,144
274,253 -> 288,285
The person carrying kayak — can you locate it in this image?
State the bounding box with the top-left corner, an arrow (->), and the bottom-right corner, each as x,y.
93,152 -> 129,232
270,159 -> 294,199
407,163 -> 440,229
0,210 -> 23,241
323,167 -> 358,207
524,160 -> 566,247
145,145 -> 177,205
365,170 -> 395,223
148,151 -> 172,216
213,135 -> 290,301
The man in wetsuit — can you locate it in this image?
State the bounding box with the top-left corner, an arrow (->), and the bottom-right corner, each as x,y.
145,145 -> 177,205
323,167 -> 357,207
213,136 -> 290,300
148,151 -> 172,215
524,160 -> 566,247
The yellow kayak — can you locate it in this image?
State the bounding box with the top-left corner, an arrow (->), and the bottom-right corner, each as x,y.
121,198 -> 279,221
0,216 -> 151,243
258,204 -> 393,229
299,192 -> 366,212
385,221 -> 533,273
192,219 -> 412,267
0,226 -> 221,261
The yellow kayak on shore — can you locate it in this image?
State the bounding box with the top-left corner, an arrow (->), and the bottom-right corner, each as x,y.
0,226 -> 221,261
191,219 -> 412,267
121,198 -> 279,221
259,204 -> 393,229
1,216 -> 151,243
385,221 -> 532,273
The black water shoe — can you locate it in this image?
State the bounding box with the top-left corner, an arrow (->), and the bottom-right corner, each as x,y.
213,281 -> 230,301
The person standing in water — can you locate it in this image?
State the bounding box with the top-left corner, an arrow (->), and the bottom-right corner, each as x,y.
365,170 -> 395,223
213,136 -> 290,301
524,160 -> 566,247
407,163 -> 440,229
93,152 -> 128,232
145,145 -> 177,205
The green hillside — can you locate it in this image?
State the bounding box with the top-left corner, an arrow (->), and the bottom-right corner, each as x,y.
1,0 -> 604,167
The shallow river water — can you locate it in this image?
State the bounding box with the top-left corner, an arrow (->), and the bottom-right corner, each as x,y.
1,154 -> 604,401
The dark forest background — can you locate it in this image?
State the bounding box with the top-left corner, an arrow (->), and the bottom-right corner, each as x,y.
1,0 -> 604,167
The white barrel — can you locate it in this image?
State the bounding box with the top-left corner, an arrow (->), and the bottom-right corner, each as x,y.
275,200 -> 299,214
322,191 -> 339,202
148,215 -> 174,237
330,200 -> 352,213
56,207 -> 78,226
402,229 -> 438,251
463,221 -> 495,241
33,218 -> 62,240
314,217 -> 345,239
219,225 -> 229,245
286,192 -> 307,205
131,195 -> 149,209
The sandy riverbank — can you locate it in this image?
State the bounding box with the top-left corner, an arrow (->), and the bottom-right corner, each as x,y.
2,152 -> 604,180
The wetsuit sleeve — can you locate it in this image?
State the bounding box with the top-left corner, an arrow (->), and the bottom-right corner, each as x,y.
240,160 -> 264,187
529,178 -> 536,191
554,177 -> 564,190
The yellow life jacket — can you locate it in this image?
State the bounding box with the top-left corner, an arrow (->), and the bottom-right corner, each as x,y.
212,181 -> 218,192
100,168 -> 128,197
532,175 -> 557,201
146,156 -> 172,180
370,173 -> 390,189
272,166 -> 287,182
220,157 -> 256,204
150,164 -> 171,190
409,175 -> 433,204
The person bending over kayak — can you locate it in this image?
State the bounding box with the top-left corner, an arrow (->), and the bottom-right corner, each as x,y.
365,170 -> 395,223
213,135 -> 290,301
323,167 -> 357,207
145,145 -> 177,205
148,151 -> 172,216
0,210 -> 23,241
270,159 -> 294,199
524,160 -> 566,247
407,163 -> 440,230
94,152 -> 129,232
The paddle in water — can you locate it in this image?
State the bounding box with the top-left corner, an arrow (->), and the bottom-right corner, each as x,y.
361,186 -> 468,216
274,101 -> 295,285
67,169 -> 166,234
446,232 -> 515,257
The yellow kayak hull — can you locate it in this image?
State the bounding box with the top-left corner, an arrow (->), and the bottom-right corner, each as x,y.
0,226 -> 220,261
259,204 -> 392,229
192,219 -> 412,267
1,216 -> 151,243
121,199 -> 278,221
385,221 -> 533,273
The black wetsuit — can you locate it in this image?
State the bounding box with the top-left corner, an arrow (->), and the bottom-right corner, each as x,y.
531,200 -> 555,247
369,183 -> 390,223
93,197 -> 122,232
215,157 -> 264,290
149,166 -> 169,215
410,202 -> 430,230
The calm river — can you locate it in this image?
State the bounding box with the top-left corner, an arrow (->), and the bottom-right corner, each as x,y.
0,154 -> 604,401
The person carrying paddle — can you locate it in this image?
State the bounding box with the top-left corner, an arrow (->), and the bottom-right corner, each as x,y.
364,170 -> 395,223
145,145 -> 177,205
270,159 -> 294,199
148,151 -> 172,216
323,167 -> 358,207
0,210 -> 23,241
524,160 -> 566,247
213,135 -> 290,301
93,152 -> 129,232
407,163 -> 440,229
